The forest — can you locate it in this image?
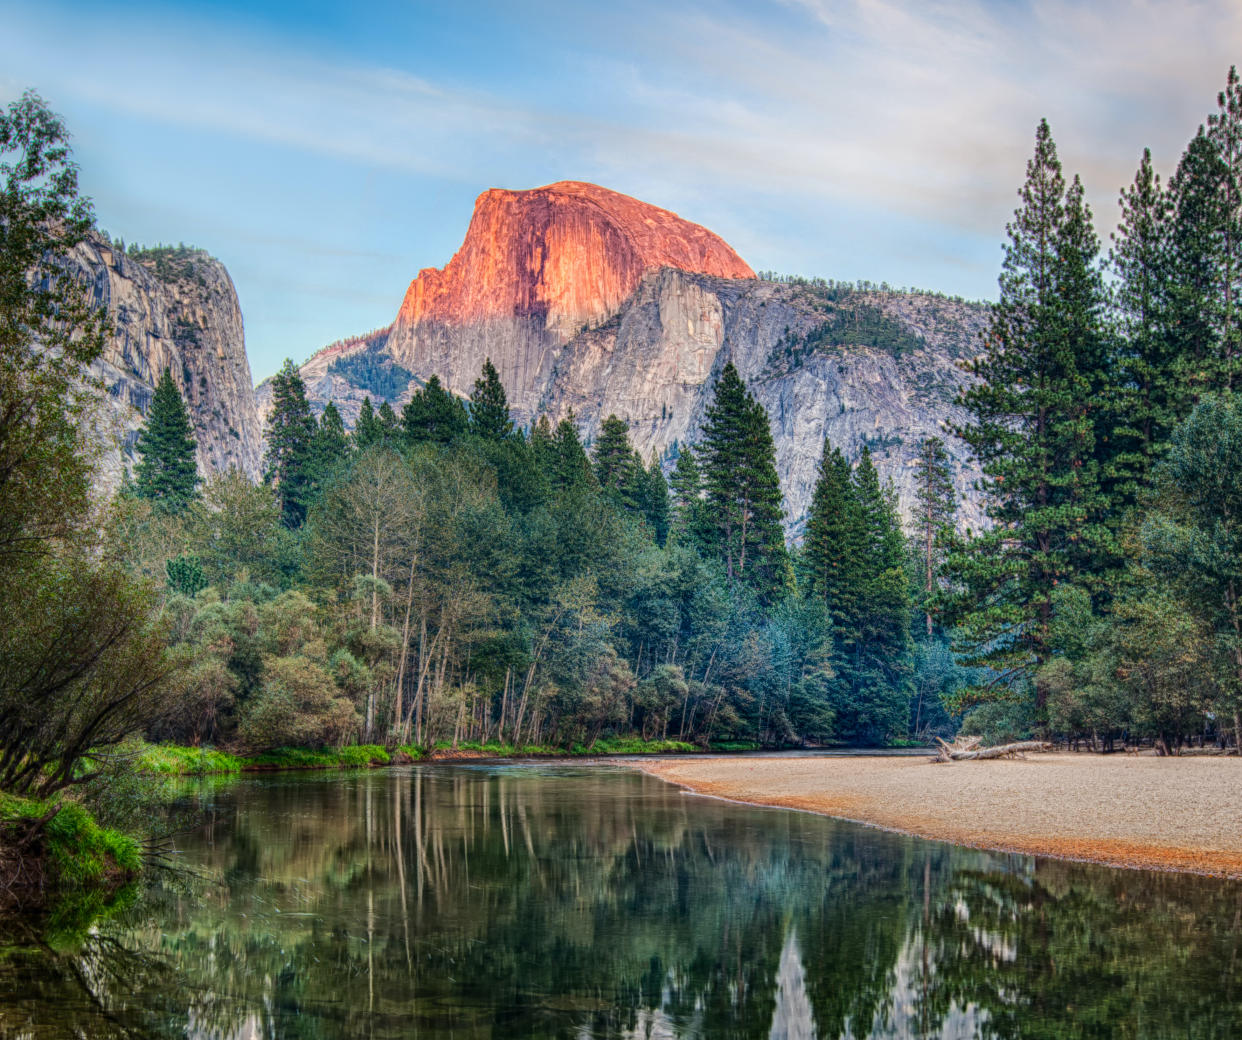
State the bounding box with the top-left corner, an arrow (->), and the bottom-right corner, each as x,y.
118,356 -> 930,755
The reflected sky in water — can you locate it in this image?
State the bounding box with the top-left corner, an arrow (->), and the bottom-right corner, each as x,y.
2,764 -> 1241,1038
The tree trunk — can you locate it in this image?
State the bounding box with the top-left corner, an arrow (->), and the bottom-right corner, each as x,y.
933,738 -> 1051,762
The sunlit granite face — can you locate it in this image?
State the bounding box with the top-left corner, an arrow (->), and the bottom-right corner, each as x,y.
394,181 -> 755,337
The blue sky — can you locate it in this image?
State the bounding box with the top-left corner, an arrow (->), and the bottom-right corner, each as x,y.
3,0 -> 1240,381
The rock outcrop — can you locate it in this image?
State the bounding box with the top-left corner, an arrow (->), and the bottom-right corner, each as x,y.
384,182 -> 755,415
290,181 -> 989,532
70,237 -> 263,488
536,270 -> 988,532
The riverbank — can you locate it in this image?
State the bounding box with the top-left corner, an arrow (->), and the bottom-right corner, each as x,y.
640,753 -> 1242,878
0,793 -> 140,918
137,738 -> 702,775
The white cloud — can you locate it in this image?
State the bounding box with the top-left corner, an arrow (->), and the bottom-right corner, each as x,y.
5,0 -> 1242,292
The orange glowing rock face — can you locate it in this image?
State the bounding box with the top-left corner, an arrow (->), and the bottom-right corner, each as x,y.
395,181 -> 755,338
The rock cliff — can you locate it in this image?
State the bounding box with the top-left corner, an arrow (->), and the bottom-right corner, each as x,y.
70,237 -> 263,488
536,271 -> 988,532
291,181 -> 989,532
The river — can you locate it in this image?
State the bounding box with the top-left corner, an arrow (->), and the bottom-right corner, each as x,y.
2,764 -> 1240,1038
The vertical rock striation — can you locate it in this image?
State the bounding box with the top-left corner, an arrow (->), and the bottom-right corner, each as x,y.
68,236 -> 263,488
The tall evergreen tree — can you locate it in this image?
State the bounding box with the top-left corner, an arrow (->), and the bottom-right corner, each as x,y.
593,415 -> 641,506
850,449 -> 913,709
550,415 -> 593,493
697,363 -> 789,600
133,368 -> 199,513
353,396 -> 382,450
470,359 -> 513,441
911,436 -> 956,637
307,401 -> 348,492
402,374 -> 468,444
1163,68 -> 1242,402
667,447 -> 705,549
264,358 -> 317,528
803,439 -> 864,639
1107,149 -> 1177,507
640,454 -> 670,547
945,120 -> 1110,714
1206,64 -> 1242,387
376,401 -> 400,443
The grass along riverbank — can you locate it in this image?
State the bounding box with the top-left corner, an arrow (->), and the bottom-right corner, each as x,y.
136,738 -> 701,776
0,792 -> 142,923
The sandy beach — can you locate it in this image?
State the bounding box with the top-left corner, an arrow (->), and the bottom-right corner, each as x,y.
640,752 -> 1242,877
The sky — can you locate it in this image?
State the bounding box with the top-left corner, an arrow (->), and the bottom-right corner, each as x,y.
3,0 -> 1242,382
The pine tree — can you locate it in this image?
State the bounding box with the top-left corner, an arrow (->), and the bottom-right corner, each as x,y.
640,453 -> 670,547
402,374 -> 468,444
593,414 -> 648,516
911,436 -> 956,637
376,401 -> 400,442
354,396 -> 382,450
1163,68 -> 1242,402
550,415 -> 593,493
133,368 -> 199,513
530,414 -> 555,465
593,415 -> 638,494
945,120 -> 1111,714
264,358 -> 317,528
307,401 -> 348,491
1206,65 -> 1242,388
848,449 -> 913,740
803,439 -> 864,640
470,359 -> 513,441
668,446 -> 705,549
1108,149 -> 1178,507
697,362 -> 789,600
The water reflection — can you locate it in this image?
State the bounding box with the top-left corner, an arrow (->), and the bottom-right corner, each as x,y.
2,765 -> 1241,1038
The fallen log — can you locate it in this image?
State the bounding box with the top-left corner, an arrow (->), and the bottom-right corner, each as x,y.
933,738 -> 1052,763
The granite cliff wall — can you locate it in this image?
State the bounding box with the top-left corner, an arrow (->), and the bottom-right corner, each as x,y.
69,237 -> 263,488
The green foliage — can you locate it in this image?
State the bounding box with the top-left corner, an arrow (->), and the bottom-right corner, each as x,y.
593,415 -> 641,504
126,242 -> 208,285
911,436 -> 956,636
165,553 -> 206,597
402,374 -> 468,444
697,363 -> 790,601
944,118 -> 1112,717
133,368 -> 199,512
773,300 -> 922,368
135,744 -> 243,775
0,793 -> 141,888
469,359 -> 513,441
1142,393 -> 1242,743
242,744 -> 390,769
264,359 -> 317,527
306,400 -> 349,491
326,352 -> 413,400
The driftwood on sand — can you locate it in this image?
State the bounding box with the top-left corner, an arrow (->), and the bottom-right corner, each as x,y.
933,735 -> 1053,763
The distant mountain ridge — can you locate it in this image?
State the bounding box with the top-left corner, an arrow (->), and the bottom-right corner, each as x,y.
282,181 -> 988,531
86,181 -> 987,533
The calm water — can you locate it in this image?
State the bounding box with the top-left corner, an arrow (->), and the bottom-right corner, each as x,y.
2,764 -> 1241,1039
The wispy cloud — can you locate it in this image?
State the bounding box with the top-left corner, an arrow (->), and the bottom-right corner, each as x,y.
4,0 -> 1241,371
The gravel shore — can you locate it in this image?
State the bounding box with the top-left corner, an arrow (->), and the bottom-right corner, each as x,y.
640,752 -> 1242,877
